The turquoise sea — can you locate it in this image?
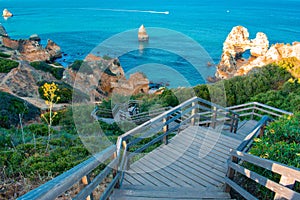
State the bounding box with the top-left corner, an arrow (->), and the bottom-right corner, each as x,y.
0,0 -> 300,87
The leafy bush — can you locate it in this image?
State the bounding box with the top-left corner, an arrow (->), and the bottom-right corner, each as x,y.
0,92 -> 40,128
194,64 -> 293,107
69,60 -> 93,74
30,61 -> 64,80
0,58 -> 19,73
0,52 -> 11,58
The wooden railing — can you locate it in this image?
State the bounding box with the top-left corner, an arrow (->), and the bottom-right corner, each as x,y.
18,145 -> 120,200
225,115 -> 300,199
226,150 -> 300,200
227,102 -> 293,119
119,107 -> 171,125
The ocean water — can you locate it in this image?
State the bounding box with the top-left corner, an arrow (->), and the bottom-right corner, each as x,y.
0,0 -> 300,87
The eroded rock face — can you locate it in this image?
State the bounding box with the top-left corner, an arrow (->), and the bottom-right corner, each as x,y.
64,54 -> 149,101
2,37 -> 62,62
0,62 -> 57,98
138,24 -> 149,42
216,26 -> 300,79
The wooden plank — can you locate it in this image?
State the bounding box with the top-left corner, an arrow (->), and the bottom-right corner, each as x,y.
130,160 -> 182,187
139,153 -> 206,188
126,168 -> 164,187
231,150 -> 300,182
171,134 -> 231,163
138,147 -> 217,187
187,126 -> 242,146
224,177 -> 258,200
228,161 -> 300,200
133,151 -> 209,187
111,188 -> 231,199
176,131 -> 235,159
130,156 -> 192,187
153,145 -> 225,186
168,134 -> 231,164
164,141 -> 228,176
123,172 -> 145,186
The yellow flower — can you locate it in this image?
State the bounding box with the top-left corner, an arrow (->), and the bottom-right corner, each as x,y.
270,129 -> 275,134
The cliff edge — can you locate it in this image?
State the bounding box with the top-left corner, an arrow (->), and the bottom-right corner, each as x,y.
216,26 -> 300,79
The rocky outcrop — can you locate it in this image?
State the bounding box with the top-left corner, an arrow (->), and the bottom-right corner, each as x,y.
2,9 -> 13,18
29,34 -> 41,42
111,72 -> 149,95
0,24 -> 8,37
64,54 -> 149,101
2,37 -> 62,62
216,26 -> 300,79
138,24 -> 149,42
0,61 -> 57,98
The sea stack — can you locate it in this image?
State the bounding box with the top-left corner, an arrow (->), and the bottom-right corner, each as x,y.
138,24 -> 149,42
2,9 -> 13,18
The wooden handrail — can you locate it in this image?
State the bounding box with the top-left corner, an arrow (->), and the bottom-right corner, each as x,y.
18,145 -> 117,200
227,102 -> 293,119
236,115 -> 272,152
226,150 -> 300,200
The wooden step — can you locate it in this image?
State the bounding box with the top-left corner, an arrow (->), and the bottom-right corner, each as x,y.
110,185 -> 232,200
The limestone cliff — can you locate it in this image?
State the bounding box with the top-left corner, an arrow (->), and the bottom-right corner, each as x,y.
216,26 -> 300,79
2,37 -> 62,62
63,54 -> 149,101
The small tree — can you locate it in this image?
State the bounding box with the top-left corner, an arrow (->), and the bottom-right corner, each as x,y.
41,82 -> 60,153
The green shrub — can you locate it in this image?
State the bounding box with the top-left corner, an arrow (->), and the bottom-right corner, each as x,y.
30,61 -> 64,80
24,124 -> 50,136
69,60 -> 93,74
0,52 -> 11,58
0,92 -> 40,128
0,58 -> 19,73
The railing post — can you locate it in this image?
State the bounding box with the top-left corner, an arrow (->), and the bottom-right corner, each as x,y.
274,176 -> 296,199
122,141 -> 129,170
259,124 -> 266,138
230,113 -> 235,133
212,106 -> 217,129
81,175 -> 94,200
112,152 -> 120,189
251,105 -> 256,120
191,102 -> 197,126
234,114 -> 239,133
163,116 -> 169,144
225,154 -> 238,193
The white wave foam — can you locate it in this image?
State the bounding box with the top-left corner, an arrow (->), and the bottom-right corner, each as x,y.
80,8 -> 169,15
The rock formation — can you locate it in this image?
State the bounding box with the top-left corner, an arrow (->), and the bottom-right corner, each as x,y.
64,54 -> 149,101
216,26 -> 300,79
2,37 -> 62,62
0,61 -> 57,98
0,24 -> 8,37
138,24 -> 149,42
2,9 -> 13,18
29,34 -> 41,42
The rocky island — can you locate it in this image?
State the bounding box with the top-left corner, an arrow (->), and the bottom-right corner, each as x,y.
216,26 -> 300,79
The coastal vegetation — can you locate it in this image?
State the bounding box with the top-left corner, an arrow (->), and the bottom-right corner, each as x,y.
30,61 -> 64,80
0,58 -> 19,73
0,57 -> 299,198
236,113 -> 300,199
